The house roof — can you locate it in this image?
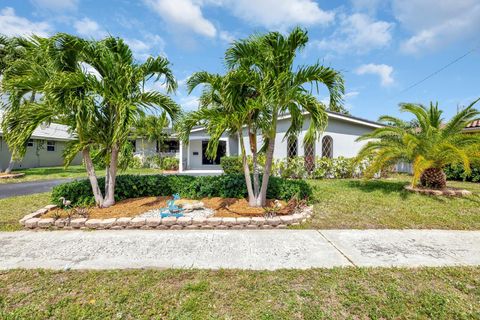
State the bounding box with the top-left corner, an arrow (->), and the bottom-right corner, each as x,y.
0,111 -> 75,141
465,119 -> 480,131
188,110 -> 383,133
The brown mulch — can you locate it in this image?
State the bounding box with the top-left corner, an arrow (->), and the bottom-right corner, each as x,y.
44,197 -> 295,219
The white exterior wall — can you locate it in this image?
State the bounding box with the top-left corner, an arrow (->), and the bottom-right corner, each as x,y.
182,129 -> 235,171
0,137 -> 82,169
241,114 -> 376,159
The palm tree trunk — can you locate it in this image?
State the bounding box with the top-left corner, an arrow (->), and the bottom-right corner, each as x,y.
249,131 -> 259,196
105,165 -> 110,196
420,167 -> 447,189
102,144 -> 119,208
239,132 -> 256,206
4,157 -> 15,174
82,148 -> 104,207
256,132 -> 276,207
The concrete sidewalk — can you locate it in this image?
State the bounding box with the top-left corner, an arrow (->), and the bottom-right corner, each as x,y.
0,230 -> 478,270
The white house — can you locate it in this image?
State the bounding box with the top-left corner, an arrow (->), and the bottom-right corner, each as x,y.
0,121 -> 82,170
178,111 -> 383,173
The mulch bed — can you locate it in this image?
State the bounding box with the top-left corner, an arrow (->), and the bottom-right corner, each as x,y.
44,197 -> 295,219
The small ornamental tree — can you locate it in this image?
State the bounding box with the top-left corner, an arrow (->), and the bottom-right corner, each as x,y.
356,100 -> 480,189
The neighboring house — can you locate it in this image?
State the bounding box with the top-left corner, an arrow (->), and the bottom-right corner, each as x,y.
130,128 -> 180,161
464,120 -> 480,133
177,111 -> 383,172
0,122 -> 82,170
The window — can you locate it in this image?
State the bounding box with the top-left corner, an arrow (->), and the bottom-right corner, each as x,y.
160,140 -> 179,153
202,140 -> 226,165
287,136 -> 298,159
321,136 -> 333,158
304,141 -> 315,172
27,139 -> 34,147
46,140 -> 55,152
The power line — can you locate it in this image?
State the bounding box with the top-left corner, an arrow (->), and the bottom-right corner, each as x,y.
398,42 -> 480,96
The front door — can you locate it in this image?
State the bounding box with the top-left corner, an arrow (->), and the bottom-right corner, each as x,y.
202,140 -> 226,165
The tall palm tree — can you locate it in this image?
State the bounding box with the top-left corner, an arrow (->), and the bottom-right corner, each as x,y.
225,27 -> 344,206
3,34 -> 180,207
177,69 -> 264,205
356,100 -> 480,189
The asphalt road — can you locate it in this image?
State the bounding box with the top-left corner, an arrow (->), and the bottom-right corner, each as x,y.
0,172 -> 221,199
0,179 -> 72,199
0,229 -> 478,270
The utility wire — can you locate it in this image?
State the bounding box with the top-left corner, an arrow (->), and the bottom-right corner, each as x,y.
397,42 -> 480,96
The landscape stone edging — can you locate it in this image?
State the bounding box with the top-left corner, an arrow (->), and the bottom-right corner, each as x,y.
0,173 -> 25,179
20,205 -> 313,230
404,185 -> 472,197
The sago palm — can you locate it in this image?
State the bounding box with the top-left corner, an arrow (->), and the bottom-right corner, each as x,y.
225,27 -> 344,206
356,100 -> 480,189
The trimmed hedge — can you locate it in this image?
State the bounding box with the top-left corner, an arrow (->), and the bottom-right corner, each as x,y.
51,174 -> 312,206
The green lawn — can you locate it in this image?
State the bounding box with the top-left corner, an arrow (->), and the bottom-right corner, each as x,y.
304,175 -> 480,230
0,193 -> 51,231
0,267 -> 478,319
0,165 -> 163,184
1,175 -> 480,231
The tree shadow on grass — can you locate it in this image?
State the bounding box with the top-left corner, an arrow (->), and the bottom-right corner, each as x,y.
346,179 -> 410,197
346,179 -> 480,204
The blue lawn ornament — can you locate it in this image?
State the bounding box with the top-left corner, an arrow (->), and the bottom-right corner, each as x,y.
159,193 -> 184,218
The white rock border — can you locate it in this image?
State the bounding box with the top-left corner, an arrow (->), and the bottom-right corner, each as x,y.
20,204 -> 313,230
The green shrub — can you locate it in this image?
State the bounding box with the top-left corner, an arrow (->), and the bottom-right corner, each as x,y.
273,156 -> 360,179
220,156 -> 243,174
51,174 -> 312,206
445,162 -> 480,182
160,157 -> 179,171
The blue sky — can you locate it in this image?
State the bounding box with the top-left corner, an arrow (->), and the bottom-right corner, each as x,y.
1,0 -> 479,121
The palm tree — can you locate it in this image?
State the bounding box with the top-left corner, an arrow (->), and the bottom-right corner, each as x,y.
2,34 -> 180,207
356,100 -> 480,189
225,27 -> 344,206
177,69 -> 265,205
135,112 -> 170,158
1,36 -> 46,174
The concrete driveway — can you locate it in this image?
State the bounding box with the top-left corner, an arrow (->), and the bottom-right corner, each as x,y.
0,229 -> 478,270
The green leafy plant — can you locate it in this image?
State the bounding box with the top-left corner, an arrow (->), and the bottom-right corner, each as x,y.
356,101 -> 480,189
51,174 -> 312,207
220,156 -> 243,174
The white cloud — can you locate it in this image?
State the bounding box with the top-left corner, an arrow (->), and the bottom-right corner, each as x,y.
355,63 -> 394,86
74,17 -> 107,39
0,7 -> 51,37
393,0 -> 480,54
315,13 -> 393,54
179,95 -> 200,111
344,91 -> 360,99
144,0 -> 216,37
125,34 -> 166,60
219,30 -> 235,43
30,0 -> 78,11
219,0 -> 334,30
